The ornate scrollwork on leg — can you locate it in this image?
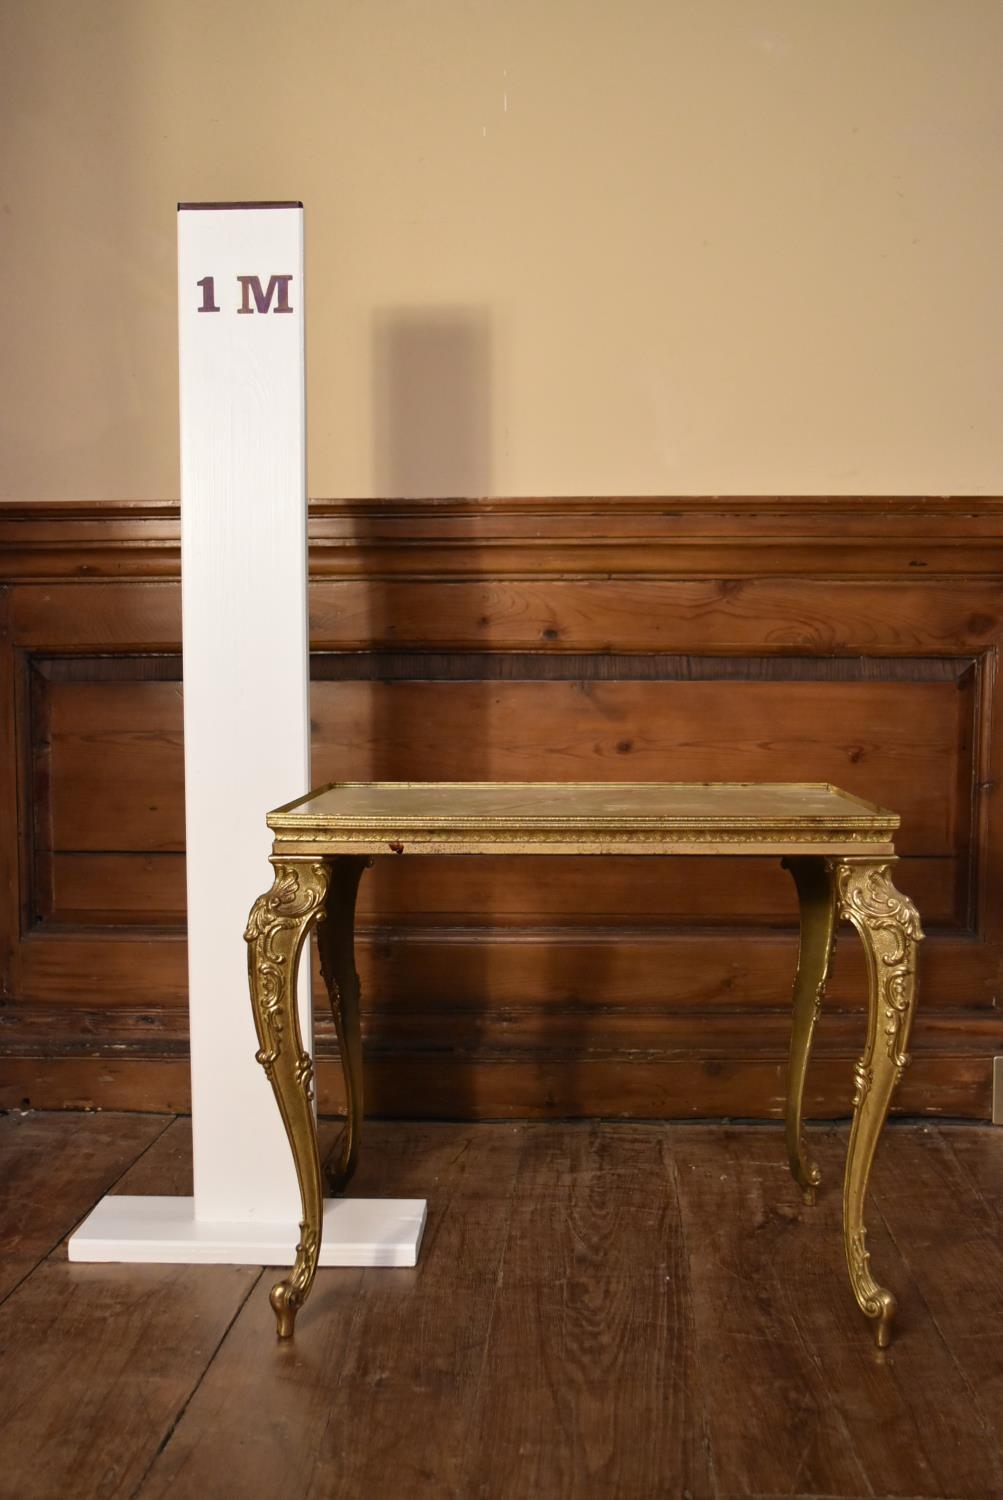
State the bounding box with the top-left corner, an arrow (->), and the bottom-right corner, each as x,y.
315,856 -> 370,1194
245,859 -> 330,1338
781,856 -> 838,1204
833,858 -> 923,1347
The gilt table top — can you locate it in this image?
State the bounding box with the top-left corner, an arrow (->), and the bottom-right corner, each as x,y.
267,781 -> 898,858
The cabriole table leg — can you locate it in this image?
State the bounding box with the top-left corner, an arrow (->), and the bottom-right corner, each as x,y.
782,855 -> 838,1204
316,855 -> 370,1193
832,857 -> 923,1348
245,859 -> 330,1338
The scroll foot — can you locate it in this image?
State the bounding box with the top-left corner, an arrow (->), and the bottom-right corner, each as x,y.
267,1218 -> 321,1338
270,1281 -> 301,1340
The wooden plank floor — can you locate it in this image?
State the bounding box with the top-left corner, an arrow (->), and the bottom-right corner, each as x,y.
0,1114 -> 1001,1500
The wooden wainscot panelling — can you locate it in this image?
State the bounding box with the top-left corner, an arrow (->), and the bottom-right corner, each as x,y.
1,498 -> 1001,1118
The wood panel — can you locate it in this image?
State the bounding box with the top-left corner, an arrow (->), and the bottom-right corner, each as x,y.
30,654 -> 976,922
46,851 -> 959,928
1,1050 -> 992,1120
47,677 -> 184,854
1,498 -> 1002,1117
42,671 -> 961,852
305,576 -> 1003,653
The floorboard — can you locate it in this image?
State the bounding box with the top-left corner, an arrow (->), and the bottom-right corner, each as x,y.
671,1126 -> 872,1499
937,1122 -> 1003,1225
869,1125 -> 1003,1498
0,1118 -> 258,1500
137,1123 -> 525,1500
0,1113 -> 999,1500
0,1110 -> 169,1302
461,1124 -> 715,1499
682,1121 -> 1003,1500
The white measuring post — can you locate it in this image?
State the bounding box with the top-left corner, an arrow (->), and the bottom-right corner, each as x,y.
70,203 -> 425,1269
180,202 -> 313,1226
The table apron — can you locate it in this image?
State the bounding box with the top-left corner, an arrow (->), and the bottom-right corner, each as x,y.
269,839 -> 897,858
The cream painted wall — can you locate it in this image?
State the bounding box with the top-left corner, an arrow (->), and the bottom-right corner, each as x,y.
2,0 -> 1001,500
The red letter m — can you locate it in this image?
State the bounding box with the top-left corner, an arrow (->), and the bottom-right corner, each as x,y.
236,274 -> 294,314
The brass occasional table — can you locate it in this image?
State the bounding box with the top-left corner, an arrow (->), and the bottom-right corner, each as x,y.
245,781 -> 922,1346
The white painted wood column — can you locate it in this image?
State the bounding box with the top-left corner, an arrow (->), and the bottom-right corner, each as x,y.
70,203 -> 425,1268
181,201 -> 312,1223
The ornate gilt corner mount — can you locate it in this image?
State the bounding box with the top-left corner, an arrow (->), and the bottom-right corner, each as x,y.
833,859 -> 924,1079
244,861 -> 330,1082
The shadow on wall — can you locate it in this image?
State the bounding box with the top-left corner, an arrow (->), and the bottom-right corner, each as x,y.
368,307 -> 493,1119
372,307 -> 492,497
